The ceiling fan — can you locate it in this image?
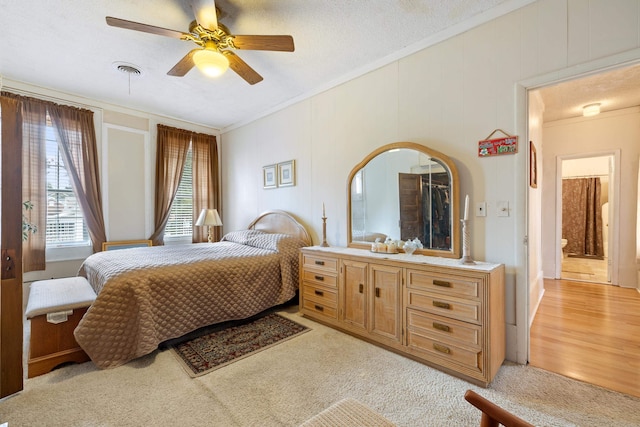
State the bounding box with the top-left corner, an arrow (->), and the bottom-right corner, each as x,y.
106,0 -> 294,85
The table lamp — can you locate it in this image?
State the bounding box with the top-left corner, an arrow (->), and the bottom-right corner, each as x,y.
195,208 -> 222,243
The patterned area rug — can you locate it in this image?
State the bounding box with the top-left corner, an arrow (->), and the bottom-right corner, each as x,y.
170,313 -> 309,377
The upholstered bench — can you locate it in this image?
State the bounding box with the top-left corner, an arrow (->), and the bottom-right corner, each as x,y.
25,277 -> 96,378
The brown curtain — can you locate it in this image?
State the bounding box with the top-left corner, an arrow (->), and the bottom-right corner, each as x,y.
562,177 -> 604,258
191,132 -> 221,243
2,92 -> 47,272
149,124 -> 190,245
48,104 -> 107,254
2,92 -> 106,265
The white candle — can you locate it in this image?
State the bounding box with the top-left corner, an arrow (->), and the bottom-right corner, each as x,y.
322,202 -> 325,217
464,194 -> 469,221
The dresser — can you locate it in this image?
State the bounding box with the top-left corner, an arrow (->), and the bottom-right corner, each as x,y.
299,246 -> 505,387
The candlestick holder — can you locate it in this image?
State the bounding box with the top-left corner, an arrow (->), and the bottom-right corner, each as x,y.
321,216 -> 329,247
460,219 -> 475,265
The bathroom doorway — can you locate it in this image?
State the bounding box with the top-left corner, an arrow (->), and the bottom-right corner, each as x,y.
557,154 -> 616,284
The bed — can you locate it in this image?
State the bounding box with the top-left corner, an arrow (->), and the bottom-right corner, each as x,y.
74,210 -> 312,369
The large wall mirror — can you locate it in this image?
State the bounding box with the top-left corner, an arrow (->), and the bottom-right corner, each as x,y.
347,141 -> 460,258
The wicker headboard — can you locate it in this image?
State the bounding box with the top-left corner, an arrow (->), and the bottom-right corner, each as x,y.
247,210 -> 312,246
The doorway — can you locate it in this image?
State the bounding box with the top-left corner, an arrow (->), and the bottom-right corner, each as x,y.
557,154 -> 615,284
527,62 -> 640,394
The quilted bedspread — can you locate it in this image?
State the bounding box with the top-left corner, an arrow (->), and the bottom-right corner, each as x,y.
74,230 -> 305,369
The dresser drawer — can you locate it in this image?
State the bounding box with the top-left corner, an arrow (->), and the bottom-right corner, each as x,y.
302,254 -> 338,273
407,309 -> 481,347
302,270 -> 337,288
302,298 -> 337,319
407,269 -> 481,300
407,329 -> 483,373
302,283 -> 338,307
407,291 -> 481,324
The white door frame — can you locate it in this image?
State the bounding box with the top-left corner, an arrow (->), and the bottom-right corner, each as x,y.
517,50 -> 640,365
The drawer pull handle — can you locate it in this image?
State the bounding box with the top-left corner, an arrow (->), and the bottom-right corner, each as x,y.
433,322 -> 450,332
375,287 -> 381,298
433,301 -> 450,309
359,283 -> 364,293
314,304 -> 324,312
314,290 -> 324,296
433,280 -> 451,287
314,275 -> 324,281
315,260 -> 325,266
433,343 -> 451,354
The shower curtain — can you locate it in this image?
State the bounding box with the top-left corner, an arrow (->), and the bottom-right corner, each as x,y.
562,177 -> 605,258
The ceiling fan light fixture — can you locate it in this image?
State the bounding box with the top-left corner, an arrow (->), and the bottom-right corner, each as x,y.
583,103 -> 601,117
193,48 -> 229,78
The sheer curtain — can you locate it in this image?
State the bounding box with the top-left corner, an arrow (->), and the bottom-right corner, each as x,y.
562,177 -> 604,258
1,92 -> 106,268
2,92 -> 47,272
149,124 -> 219,245
49,104 -> 107,254
191,132 -> 220,243
149,124 -> 190,245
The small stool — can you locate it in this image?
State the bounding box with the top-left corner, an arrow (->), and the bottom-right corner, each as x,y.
25,277 -> 96,378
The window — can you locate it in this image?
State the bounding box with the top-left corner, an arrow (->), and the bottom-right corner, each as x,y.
45,118 -> 90,247
164,145 -> 193,239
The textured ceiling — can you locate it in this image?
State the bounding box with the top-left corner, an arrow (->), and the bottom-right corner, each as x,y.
535,64 -> 640,122
1,0 -> 524,130
1,1 -> 635,131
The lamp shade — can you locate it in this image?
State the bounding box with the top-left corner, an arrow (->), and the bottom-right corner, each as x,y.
193,48 -> 229,78
195,209 -> 222,227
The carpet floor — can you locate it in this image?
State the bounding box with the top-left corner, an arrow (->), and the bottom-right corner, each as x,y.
2,307 -> 640,426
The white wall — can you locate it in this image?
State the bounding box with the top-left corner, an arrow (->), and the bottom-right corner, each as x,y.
104,126 -> 149,241
221,0 -> 640,362
541,107 -> 640,288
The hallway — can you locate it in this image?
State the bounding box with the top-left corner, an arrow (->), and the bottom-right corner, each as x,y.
529,279 -> 640,398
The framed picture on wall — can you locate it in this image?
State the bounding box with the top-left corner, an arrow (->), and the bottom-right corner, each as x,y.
529,141 -> 538,188
278,160 -> 296,187
263,164 -> 277,189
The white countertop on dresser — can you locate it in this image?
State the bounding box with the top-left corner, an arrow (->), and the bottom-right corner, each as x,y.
302,246 -> 502,271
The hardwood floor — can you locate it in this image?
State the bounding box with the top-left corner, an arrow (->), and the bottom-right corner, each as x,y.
561,255 -> 608,283
529,279 -> 640,398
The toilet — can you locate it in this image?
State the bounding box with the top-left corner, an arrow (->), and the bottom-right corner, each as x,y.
561,238 -> 568,258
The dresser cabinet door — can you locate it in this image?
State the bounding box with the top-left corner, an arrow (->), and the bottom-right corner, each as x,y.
341,260 -> 367,331
369,264 -> 402,343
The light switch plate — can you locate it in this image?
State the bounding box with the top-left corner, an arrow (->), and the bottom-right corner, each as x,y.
476,202 -> 486,217
497,201 -> 509,217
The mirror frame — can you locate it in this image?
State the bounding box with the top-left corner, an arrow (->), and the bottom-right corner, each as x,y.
347,141 -> 461,258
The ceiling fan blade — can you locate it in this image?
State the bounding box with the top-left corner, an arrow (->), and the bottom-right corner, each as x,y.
232,35 -> 295,52
191,0 -> 219,31
223,51 -> 263,85
106,17 -> 189,39
167,50 -> 198,76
